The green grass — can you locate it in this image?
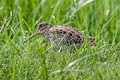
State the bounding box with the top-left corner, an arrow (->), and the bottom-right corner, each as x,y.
0,0 -> 120,80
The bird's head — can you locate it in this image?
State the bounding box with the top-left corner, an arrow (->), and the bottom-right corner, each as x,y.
37,22 -> 53,34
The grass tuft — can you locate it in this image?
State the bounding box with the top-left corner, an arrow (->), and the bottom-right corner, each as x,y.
0,0 -> 120,79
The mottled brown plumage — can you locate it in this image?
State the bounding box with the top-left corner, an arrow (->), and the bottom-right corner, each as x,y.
23,22 -> 97,47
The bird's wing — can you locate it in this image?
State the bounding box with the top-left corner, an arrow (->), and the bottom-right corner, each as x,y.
48,25 -> 84,44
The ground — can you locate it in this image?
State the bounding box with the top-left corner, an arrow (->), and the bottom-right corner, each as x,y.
0,0 -> 120,80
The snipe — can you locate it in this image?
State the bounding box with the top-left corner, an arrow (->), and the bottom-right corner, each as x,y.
23,22 -> 97,48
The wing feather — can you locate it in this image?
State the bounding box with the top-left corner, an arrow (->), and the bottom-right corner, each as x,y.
48,26 -> 84,45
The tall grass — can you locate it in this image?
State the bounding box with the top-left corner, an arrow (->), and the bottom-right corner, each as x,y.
0,0 -> 120,79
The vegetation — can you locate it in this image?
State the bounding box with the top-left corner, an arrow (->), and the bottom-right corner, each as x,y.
0,0 -> 120,79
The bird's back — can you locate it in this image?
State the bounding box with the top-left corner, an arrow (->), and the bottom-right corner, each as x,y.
47,25 -> 84,46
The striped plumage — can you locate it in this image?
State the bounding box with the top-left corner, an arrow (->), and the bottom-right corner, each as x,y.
23,22 -> 97,47
48,26 -> 84,46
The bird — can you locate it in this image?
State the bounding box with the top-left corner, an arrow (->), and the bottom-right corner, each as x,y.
23,22 -> 97,48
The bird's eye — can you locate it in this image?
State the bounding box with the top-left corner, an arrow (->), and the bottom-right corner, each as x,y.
40,24 -> 42,27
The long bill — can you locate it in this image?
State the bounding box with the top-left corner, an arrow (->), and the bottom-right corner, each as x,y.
23,32 -> 39,43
